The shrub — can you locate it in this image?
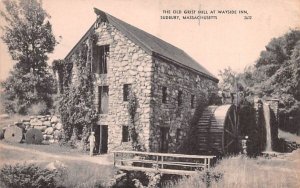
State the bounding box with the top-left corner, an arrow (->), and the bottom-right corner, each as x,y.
0,163 -> 59,188
27,101 -> 49,115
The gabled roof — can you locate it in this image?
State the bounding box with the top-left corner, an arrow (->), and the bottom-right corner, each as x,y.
65,8 -> 218,82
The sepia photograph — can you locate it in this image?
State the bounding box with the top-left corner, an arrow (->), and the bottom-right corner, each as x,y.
0,0 -> 300,187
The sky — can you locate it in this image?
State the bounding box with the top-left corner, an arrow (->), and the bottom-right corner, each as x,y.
0,0 -> 300,81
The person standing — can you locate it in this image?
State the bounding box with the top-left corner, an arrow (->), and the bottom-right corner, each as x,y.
88,132 -> 95,156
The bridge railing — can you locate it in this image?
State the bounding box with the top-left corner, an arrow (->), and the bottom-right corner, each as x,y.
112,150 -> 215,175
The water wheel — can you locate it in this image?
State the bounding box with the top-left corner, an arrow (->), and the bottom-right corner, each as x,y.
197,104 -> 240,155
4,126 -> 23,143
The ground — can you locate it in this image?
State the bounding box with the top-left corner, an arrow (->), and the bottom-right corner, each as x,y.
0,140 -> 116,187
1,113 -> 300,187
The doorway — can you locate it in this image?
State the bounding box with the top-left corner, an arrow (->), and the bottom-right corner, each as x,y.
160,127 -> 170,153
94,125 -> 108,154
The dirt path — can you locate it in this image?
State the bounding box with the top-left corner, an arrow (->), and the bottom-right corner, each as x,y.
0,142 -> 113,166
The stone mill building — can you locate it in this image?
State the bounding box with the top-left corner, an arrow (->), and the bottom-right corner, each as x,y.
63,8 -> 218,154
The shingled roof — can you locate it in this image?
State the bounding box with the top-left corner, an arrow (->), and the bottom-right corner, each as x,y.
65,8 -> 218,82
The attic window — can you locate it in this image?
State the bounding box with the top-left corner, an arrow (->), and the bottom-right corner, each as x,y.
95,45 -> 109,74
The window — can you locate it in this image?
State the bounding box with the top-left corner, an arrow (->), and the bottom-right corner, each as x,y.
162,87 -> 167,103
98,86 -> 109,114
191,95 -> 195,109
122,126 -> 130,142
176,129 -> 183,143
178,90 -> 183,106
123,84 -> 132,101
95,45 -> 109,74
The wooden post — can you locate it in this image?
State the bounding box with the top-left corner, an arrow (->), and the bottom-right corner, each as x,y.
204,158 -> 207,169
161,156 -> 164,169
113,152 -> 116,166
207,158 -> 211,169
156,155 -> 159,170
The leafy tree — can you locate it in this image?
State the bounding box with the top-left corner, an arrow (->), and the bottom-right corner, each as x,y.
219,29 -> 300,134
0,0 -> 57,114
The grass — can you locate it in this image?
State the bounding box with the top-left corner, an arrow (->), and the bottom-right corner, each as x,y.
0,143 -> 116,188
165,150 -> 300,188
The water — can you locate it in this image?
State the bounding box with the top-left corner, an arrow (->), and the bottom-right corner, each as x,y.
263,103 -> 272,152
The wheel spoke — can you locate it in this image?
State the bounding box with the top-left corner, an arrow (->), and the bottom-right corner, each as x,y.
225,140 -> 234,148
225,129 -> 235,138
228,114 -> 234,131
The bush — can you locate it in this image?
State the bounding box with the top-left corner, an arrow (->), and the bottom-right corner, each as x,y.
0,163 -> 59,188
27,101 -> 49,115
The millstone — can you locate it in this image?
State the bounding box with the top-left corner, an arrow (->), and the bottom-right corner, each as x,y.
4,126 -> 23,143
25,128 -> 43,144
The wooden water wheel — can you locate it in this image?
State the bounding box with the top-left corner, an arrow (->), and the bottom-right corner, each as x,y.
197,104 -> 240,155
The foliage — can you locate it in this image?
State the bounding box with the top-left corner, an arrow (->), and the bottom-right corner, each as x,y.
27,101 -> 48,115
58,36 -> 98,150
0,163 -> 59,188
219,29 -> 300,134
127,91 -> 145,151
0,0 -> 57,114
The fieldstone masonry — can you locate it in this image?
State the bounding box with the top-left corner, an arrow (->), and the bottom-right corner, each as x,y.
66,11 -> 218,153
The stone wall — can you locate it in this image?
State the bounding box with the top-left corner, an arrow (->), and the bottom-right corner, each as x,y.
149,57 -> 218,153
92,22 -> 153,151
69,21 -> 218,153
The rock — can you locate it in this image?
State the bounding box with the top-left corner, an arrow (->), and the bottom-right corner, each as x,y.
0,114 -> 10,120
50,116 -> 58,123
43,121 -> 51,127
49,139 -> 55,143
37,115 -> 45,119
55,123 -> 62,130
43,135 -> 47,140
53,130 -> 62,139
35,126 -> 47,132
14,122 -> 22,126
45,127 -> 54,135
30,118 -> 43,126
22,118 -> 30,122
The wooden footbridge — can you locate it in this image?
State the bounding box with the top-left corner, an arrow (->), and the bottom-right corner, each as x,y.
112,151 -> 215,175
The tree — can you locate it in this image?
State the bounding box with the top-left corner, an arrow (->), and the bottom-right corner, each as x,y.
0,0 -> 57,114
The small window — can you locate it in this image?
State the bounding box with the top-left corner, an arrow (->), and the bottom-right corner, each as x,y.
123,84 -> 132,101
162,87 -> 167,103
178,90 -> 183,106
191,95 -> 195,109
176,129 -> 183,143
122,126 -> 130,142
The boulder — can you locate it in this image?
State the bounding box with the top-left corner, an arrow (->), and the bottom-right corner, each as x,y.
50,116 -> 58,123
55,123 -> 62,130
43,121 -> 51,127
30,119 -> 43,127
45,127 -> 54,135
53,130 -> 62,139
35,126 -> 47,132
